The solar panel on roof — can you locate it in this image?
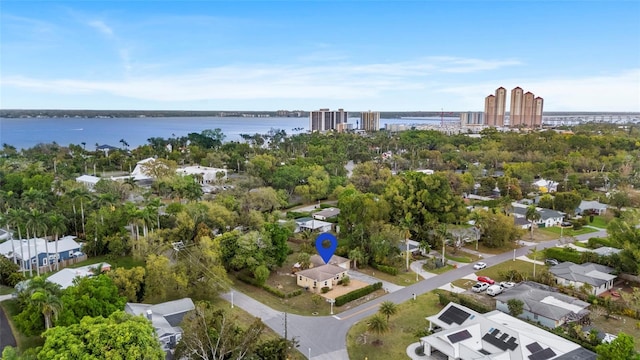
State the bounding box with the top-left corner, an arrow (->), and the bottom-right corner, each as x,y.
482,330 -> 518,351
529,348 -> 556,360
526,342 -> 543,354
438,306 -> 471,325
447,330 -> 472,344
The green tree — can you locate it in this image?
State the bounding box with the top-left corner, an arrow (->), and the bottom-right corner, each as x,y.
478,210 -> 522,248
595,332 -> 640,360
378,301 -> 398,323
57,274 -> 126,326
107,267 -> 146,302
253,265 -> 270,285
295,165 -> 330,202
366,314 -> 390,339
526,205 -> 541,240
507,299 -> 524,317
38,311 -> 165,360
175,302 -> 265,360
554,192 -> 582,216
0,256 -> 23,286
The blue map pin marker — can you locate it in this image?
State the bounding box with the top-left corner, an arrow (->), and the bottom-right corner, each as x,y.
315,232 -> 338,264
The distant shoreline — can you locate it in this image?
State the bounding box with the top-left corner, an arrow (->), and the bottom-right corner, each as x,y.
2,109 -> 638,120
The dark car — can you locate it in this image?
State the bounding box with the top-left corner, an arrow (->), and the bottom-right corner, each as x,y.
545,258 -> 559,266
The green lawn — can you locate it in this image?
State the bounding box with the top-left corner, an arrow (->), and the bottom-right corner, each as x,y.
586,215 -> 609,229
357,266 -> 420,287
540,226 -> 598,237
476,260 -> 538,281
590,313 -> 640,352
427,264 -> 454,275
0,285 -> 15,295
347,292 -> 441,359
463,241 -> 521,255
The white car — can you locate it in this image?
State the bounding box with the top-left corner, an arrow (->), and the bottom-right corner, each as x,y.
471,282 -> 489,293
473,262 -> 487,270
487,285 -> 503,296
500,281 -> 516,289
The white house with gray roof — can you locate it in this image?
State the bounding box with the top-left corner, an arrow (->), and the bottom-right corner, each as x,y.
125,297 -> 195,356
494,281 -> 590,329
576,200 -> 609,215
549,262 -> 616,295
422,302 -> 596,360
512,203 -> 565,228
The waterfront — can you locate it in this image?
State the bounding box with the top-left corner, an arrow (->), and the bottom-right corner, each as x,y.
0,116 -> 453,150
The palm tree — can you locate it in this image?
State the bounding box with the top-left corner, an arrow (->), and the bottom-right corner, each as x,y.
26,209 -> 47,276
378,301 -> 398,323
366,314 -> 390,341
146,197 -> 163,230
7,208 -> 27,274
48,213 -> 67,271
70,188 -> 91,236
348,247 -> 366,270
30,289 -> 62,330
526,205 -> 541,240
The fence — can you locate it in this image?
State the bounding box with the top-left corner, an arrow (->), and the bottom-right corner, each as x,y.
36,254 -> 88,274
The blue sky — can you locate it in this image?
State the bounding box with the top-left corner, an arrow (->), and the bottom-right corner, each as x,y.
1,1 -> 639,111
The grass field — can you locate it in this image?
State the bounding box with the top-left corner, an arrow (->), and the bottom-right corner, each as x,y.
346,292 -> 441,360
476,259 -> 539,281
357,266 -> 420,286
427,264 -> 455,275
586,215 -> 609,229
0,285 -> 15,295
540,226 -> 598,237
590,313 -> 640,352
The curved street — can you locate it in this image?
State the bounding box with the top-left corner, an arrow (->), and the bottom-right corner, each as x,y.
222,229 -> 608,359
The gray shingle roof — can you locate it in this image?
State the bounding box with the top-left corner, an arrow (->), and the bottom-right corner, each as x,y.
494,282 -> 589,321
549,262 -> 616,287
297,264 -> 347,282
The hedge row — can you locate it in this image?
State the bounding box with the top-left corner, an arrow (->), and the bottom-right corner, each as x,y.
372,263 -> 398,276
335,282 -> 382,307
544,247 -> 583,263
237,274 -> 302,299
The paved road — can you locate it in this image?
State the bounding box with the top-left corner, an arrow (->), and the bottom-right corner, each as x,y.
0,300 -> 17,355
223,229 -> 608,359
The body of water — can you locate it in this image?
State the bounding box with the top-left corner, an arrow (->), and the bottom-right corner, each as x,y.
0,116 -> 454,150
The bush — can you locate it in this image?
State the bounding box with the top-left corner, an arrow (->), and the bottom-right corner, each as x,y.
341,276 -> 350,286
545,247 -> 582,264
437,291 -> 492,313
321,287 -> 330,294
372,263 -> 398,276
587,237 -> 612,249
335,282 -> 382,306
287,211 -> 311,219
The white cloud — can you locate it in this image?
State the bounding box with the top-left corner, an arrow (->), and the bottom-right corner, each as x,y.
3,56 -> 638,111
87,20 -> 113,37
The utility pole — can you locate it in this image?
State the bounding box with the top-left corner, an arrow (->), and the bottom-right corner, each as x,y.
284,312 -> 288,340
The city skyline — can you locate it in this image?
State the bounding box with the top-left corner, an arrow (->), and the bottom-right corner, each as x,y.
1,1 -> 639,112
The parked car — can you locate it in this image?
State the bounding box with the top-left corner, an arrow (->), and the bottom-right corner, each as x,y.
477,276 -> 495,285
473,262 -> 487,270
499,281 -> 516,289
487,285 -> 503,296
472,282 -> 490,293
545,258 -> 559,266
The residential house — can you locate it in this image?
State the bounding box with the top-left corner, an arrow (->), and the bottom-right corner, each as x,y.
576,200 -> 608,215
591,246 -> 622,257
396,239 -> 428,257
176,165 -> 227,184
309,254 -> 350,270
47,263 -> 112,289
111,157 -> 155,184
0,236 -> 82,270
549,262 -> 616,295
293,217 -> 333,233
494,281 -> 590,328
125,298 -> 195,355
512,203 -> 565,228
296,264 -> 348,293
533,178 -> 559,193
75,175 -> 102,191
312,207 -> 340,221
421,302 -> 596,360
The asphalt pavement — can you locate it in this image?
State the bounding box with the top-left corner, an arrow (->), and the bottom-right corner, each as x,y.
222,228 -> 609,359
0,301 -> 17,355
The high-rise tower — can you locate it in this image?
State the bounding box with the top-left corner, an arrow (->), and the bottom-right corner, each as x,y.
484,95 -> 496,126
510,87 -> 524,127
494,87 -> 507,127
309,108 -> 348,132
360,111 -> 380,132
533,97 -> 544,128
522,92 -> 535,127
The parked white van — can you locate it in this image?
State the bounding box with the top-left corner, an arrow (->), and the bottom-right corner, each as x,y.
486,285 -> 503,296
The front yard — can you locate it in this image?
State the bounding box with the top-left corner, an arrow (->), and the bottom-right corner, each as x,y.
541,226 -> 599,237
346,292 -> 441,359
